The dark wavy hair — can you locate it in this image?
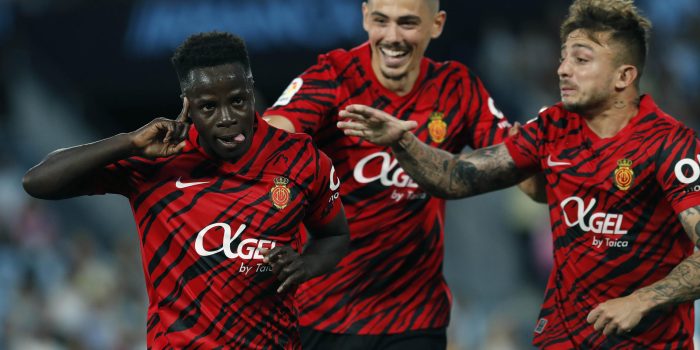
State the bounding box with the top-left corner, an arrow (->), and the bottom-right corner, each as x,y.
561,0 -> 651,81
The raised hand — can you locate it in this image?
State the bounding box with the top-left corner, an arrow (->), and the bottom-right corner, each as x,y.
261,246 -> 311,293
337,104 -> 417,146
129,98 -> 191,158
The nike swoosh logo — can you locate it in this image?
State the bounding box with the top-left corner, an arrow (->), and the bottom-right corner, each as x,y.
547,155 -> 571,167
176,177 -> 210,189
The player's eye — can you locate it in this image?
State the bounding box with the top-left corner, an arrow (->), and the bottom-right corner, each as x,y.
373,17 -> 387,25
398,20 -> 419,29
232,97 -> 244,105
575,57 -> 589,64
200,103 -> 216,112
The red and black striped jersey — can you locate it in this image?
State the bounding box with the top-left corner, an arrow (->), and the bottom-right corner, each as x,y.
87,116 -> 342,349
265,43 -> 511,334
505,95 -> 700,349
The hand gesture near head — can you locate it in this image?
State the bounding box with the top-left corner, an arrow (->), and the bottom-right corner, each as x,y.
337,104 -> 417,146
129,98 -> 191,158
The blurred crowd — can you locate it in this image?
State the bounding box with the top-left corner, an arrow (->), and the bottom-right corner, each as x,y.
0,0 -> 698,349
0,148 -> 147,350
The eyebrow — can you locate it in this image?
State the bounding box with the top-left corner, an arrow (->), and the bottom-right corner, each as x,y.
370,11 -> 421,22
561,43 -> 595,51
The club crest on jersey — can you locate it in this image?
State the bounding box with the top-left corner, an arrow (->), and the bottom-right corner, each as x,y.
270,176 -> 291,210
428,112 -> 447,143
613,158 -> 634,191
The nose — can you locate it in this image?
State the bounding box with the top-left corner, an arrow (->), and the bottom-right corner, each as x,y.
384,23 -> 401,43
217,107 -> 238,127
557,58 -> 571,79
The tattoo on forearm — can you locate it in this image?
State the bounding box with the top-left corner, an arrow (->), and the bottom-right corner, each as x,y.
637,206 -> 700,307
393,135 -> 529,198
636,253 -> 700,306
450,161 -> 478,193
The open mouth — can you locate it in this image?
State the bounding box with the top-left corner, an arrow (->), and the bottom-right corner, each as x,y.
379,46 -> 410,68
216,133 -> 246,148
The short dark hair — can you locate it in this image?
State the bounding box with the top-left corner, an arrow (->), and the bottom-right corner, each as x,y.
366,0 -> 439,14
561,0 -> 651,80
171,31 -> 252,85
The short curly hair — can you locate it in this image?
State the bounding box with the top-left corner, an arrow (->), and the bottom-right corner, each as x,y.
171,31 -> 252,86
561,0 -> 651,78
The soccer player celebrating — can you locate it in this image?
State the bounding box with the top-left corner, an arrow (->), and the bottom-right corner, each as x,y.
263,0 -> 524,348
338,0 -> 700,348
22,32 -> 350,349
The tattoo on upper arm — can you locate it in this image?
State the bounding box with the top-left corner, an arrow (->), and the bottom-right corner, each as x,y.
679,206 -> 700,248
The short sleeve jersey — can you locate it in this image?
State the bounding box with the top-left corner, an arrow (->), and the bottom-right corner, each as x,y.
265,43 -> 511,334
505,95 -> 700,349
87,116 -> 342,349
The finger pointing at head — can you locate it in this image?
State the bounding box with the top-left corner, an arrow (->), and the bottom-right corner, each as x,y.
176,97 -> 191,140
176,97 -> 190,123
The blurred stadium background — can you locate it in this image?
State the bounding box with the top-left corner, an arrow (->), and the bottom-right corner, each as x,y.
0,0 -> 698,349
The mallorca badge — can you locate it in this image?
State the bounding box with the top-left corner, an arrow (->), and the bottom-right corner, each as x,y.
270,176 -> 291,210
614,158 -> 634,191
428,112 -> 447,143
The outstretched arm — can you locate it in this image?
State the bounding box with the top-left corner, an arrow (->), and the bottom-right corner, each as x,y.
338,104 -> 535,199
586,205 -> 700,336
23,98 -> 191,199
392,133 -> 532,198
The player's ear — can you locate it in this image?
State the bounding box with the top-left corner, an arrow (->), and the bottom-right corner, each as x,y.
431,11 -> 446,39
614,64 -> 637,90
362,2 -> 370,32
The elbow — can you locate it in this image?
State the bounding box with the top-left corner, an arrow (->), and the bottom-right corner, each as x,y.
22,169 -> 55,200
518,175 -> 548,204
22,170 -> 41,198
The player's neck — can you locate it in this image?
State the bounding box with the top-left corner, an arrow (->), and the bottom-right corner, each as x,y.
583,94 -> 640,139
373,66 -> 420,97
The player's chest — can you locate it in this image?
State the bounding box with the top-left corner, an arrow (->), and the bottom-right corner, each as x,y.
544,134 -> 656,200
136,172 -> 308,235
338,80 -> 467,145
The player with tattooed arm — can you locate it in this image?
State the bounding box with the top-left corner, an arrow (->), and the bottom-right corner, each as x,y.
339,0 -> 700,348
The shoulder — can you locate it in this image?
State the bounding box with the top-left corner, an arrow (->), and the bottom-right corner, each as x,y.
264,129 -> 327,184
299,46 -> 359,83
266,127 -> 319,158
646,111 -> 698,156
531,103 -> 567,125
316,45 -> 360,69
422,59 -> 492,93
644,108 -> 687,132
636,97 -> 695,145
425,58 -> 471,79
